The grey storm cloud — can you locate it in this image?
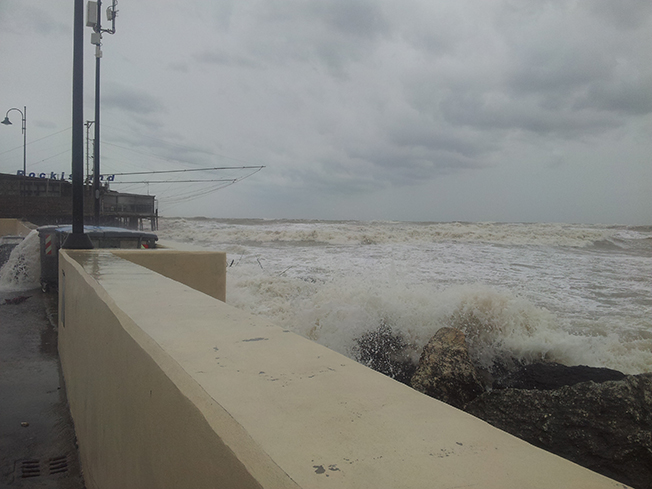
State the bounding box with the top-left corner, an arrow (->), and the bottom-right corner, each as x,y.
102,84 -> 167,115
588,0 -> 652,30
438,90 -> 621,137
386,118 -> 497,159
168,61 -> 189,73
192,50 -> 259,69
103,128 -> 219,169
115,0 -> 650,198
1,0 -> 649,222
239,0 -> 392,75
395,0 -> 651,145
0,4 -> 68,36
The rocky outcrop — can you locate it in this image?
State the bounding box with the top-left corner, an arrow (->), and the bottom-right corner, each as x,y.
410,328 -> 484,409
466,373 -> 652,489
493,362 -> 627,390
357,324 -> 650,488
353,323 -> 417,384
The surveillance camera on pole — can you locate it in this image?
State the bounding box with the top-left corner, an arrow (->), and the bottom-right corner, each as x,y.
86,0 -> 117,225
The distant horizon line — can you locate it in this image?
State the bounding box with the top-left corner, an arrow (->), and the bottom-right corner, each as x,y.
157,215 -> 651,228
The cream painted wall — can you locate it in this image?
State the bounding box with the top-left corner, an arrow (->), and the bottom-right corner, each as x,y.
111,249 -> 227,302
58,251 -> 294,489
0,218 -> 35,237
58,250 -> 628,489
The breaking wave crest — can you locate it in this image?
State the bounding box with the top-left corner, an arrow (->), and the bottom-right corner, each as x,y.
0,230 -> 41,292
159,218 -> 642,248
225,265 -> 652,375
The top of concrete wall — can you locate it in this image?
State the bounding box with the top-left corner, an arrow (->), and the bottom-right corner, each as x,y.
62,250 -> 626,489
0,218 -> 36,237
111,249 -> 226,302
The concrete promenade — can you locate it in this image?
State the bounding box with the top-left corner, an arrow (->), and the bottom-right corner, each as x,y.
0,288 -> 85,488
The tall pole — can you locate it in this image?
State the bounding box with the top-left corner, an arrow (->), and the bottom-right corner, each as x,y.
62,0 -> 93,249
21,107 -> 26,219
21,106 -> 26,177
93,0 -> 102,226
85,120 -> 94,181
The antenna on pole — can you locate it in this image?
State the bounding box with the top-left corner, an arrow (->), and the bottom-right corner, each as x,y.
86,0 -> 118,225
105,0 -> 118,34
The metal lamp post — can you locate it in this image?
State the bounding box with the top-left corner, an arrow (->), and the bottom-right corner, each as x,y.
1,106 -> 27,176
61,0 -> 93,249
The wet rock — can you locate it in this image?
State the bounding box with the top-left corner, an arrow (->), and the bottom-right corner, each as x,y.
410,327 -> 484,409
493,362 -> 627,390
466,373 -> 652,489
353,322 -> 417,385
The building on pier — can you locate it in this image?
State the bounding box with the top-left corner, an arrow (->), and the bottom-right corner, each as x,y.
0,172 -> 157,230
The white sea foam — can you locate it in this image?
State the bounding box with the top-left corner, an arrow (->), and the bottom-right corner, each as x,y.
0,230 -> 41,292
159,218 -> 621,248
156,218 -> 651,375
224,265 -> 652,375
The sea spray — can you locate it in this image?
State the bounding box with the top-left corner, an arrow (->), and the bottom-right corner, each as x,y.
225,264 -> 652,375
157,218 -> 652,375
0,230 -> 41,292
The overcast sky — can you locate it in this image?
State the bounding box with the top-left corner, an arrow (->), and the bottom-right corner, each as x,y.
1,0 -> 650,224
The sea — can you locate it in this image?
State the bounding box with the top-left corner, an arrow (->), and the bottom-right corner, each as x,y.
2,218 -> 651,375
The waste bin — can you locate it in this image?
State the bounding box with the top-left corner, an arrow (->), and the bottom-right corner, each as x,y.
38,226 -> 64,291
38,226 -> 158,291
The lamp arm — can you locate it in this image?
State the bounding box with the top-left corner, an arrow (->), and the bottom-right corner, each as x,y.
3,107 -> 25,128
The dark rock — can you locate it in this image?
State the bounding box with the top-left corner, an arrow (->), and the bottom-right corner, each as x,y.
353,322 -> 417,385
466,373 -> 652,489
475,356 -> 525,390
410,327 -> 484,409
493,362 -> 627,390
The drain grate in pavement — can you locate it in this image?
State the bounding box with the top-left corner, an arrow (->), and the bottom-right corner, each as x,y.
15,455 -> 69,479
19,459 -> 41,478
49,455 -> 69,475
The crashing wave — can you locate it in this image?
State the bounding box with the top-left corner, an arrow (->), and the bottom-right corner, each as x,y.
0,230 -> 41,292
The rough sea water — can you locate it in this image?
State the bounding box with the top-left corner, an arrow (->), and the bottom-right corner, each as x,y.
157,218 -> 652,376
3,220 -> 650,375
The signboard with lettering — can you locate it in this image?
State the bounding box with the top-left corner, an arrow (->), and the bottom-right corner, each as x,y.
16,170 -> 115,181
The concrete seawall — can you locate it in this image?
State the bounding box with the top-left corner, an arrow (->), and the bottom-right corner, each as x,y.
0,218 -> 36,237
58,249 -> 627,488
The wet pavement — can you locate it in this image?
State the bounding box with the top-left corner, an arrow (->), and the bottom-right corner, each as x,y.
0,289 -> 85,488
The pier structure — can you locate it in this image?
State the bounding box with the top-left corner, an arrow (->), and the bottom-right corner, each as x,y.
0,173 -> 157,230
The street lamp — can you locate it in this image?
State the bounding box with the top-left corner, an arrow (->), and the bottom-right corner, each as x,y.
1,106 -> 26,176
